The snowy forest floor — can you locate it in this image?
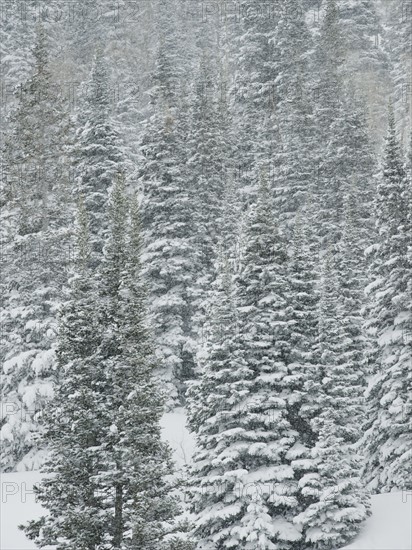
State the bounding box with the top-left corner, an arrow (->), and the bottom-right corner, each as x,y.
1,410 -> 411,550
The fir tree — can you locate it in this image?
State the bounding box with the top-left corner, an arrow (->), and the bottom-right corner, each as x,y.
230,0 -> 279,201
74,47 -> 124,268
0,23 -> 73,472
271,0 -> 316,229
22,196 -> 107,548
186,44 -> 233,352
312,0 -> 376,250
363,107 -> 412,492
296,252 -> 370,549
338,0 -> 391,150
384,0 -> 412,148
284,208 -> 320,458
23,178 -> 179,549
188,179 -> 302,549
140,0 -> 197,405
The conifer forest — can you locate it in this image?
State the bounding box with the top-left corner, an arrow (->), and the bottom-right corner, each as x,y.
0,1 -> 411,549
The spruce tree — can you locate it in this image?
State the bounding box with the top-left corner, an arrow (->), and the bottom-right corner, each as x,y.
74,47 -> 124,268
186,44 -> 233,352
140,0 -> 197,405
363,107 -> 412,492
284,208 -> 320,455
312,0 -> 376,250
23,178 -> 179,549
0,23 -> 73,472
22,196 -> 107,548
271,0 -> 316,228
230,0 -> 279,201
296,252 -> 370,550
188,178 -> 302,549
384,0 -> 412,148
338,0 -> 391,150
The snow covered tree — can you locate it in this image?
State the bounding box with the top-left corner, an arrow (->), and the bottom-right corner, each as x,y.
0,23 -> 73,472
219,174 -> 243,271
284,208 -> 320,452
74,47 -> 124,268
188,178 -> 303,549
270,0 -> 316,229
230,0 -> 280,201
312,0 -> 377,261
296,418 -> 369,550
97,177 -> 179,548
338,0 -> 391,150
24,177 -> 179,549
296,252 -> 370,549
362,106 -> 412,493
22,196 -> 108,548
384,0 -> 412,149
140,0 -> 197,405
63,0 -> 110,70
186,38 -> 235,349
0,0 -> 35,123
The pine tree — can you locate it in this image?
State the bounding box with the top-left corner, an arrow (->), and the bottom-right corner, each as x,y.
230,0 -> 279,201
188,179 -> 302,549
312,0 -> 376,251
384,0 -> 412,148
363,107 -> 412,492
284,208 -> 319,456
74,47 -> 124,268
296,418 -> 369,549
23,178 -> 179,549
98,179 -> 179,548
22,196 -> 107,548
140,0 -> 197,405
0,0 -> 34,134
296,252 -> 370,549
338,0 -> 391,150
270,0 -> 316,229
186,42 -> 233,353
0,23 -> 73,472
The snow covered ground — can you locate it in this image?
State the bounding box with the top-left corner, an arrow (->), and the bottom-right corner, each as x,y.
1,410 -> 410,550
341,491 -> 412,550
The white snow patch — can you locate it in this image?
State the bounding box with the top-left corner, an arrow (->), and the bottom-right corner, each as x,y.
160,407 -> 196,469
3,350 -> 37,375
0,472 -> 51,550
31,349 -> 56,375
342,491 -> 412,549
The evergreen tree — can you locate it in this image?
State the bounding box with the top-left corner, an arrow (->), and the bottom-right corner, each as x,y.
230,0 -> 279,201
363,107 -> 412,492
270,0 -> 316,229
23,178 -> 179,549
22,196 -> 107,548
0,24 -> 73,472
74,47 -> 124,268
284,208 -> 319,455
384,0 -> 412,148
140,0 -> 197,405
338,0 -> 391,150
296,252 -> 370,549
188,179 -> 302,549
312,0 -> 376,250
186,42 -> 234,351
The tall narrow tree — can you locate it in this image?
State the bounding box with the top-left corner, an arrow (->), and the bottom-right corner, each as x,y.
188,178 -> 303,549
296,252 -> 370,550
0,24 -> 73,472
363,107 -> 412,492
74,47 -> 124,268
24,178 -> 179,549
140,0 -> 197,405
